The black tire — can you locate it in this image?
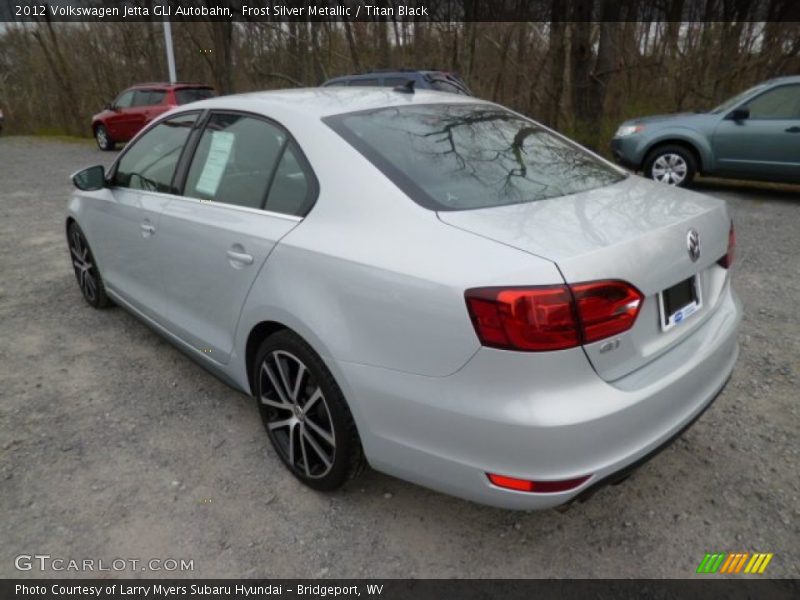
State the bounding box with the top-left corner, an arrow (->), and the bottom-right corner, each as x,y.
94,124 -> 115,151
67,222 -> 111,309
643,145 -> 697,187
254,330 -> 365,491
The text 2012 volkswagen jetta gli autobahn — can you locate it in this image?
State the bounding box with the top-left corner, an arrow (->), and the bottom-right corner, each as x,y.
66,88 -> 741,510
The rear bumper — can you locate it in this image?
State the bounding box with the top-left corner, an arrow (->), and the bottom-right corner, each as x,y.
334,286 -> 742,510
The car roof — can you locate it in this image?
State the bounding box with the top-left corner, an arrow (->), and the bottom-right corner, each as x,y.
129,82 -> 213,90
182,87 -> 488,119
767,75 -> 800,84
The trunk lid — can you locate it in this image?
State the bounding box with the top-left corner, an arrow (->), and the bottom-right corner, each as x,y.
438,175 -> 732,381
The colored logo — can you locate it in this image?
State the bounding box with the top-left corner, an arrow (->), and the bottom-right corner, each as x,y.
696,552 -> 774,574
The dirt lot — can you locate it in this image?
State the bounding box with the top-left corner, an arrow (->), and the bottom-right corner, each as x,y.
1,137 -> 798,579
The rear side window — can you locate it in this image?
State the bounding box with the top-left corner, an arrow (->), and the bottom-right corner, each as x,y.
175,88 -> 215,105
132,90 -> 165,106
149,90 -> 167,105
114,113 -> 197,192
265,142 -> 314,216
384,77 -> 412,87
183,113 -> 286,209
349,78 -> 380,87
325,104 -> 625,211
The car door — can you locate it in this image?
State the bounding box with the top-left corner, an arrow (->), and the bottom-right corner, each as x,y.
92,112 -> 200,322
712,83 -> 800,182
105,90 -> 136,140
157,111 -> 317,364
140,89 -> 169,126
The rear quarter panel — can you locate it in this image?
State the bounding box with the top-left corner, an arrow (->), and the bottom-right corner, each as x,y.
234,119 -> 564,379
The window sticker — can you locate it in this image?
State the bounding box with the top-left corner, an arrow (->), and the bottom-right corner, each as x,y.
194,131 -> 235,197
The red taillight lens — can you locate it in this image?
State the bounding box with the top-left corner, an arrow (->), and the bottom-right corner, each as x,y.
465,280 -> 643,351
487,473 -> 591,493
571,280 -> 644,344
718,222 -> 735,269
465,286 -> 580,351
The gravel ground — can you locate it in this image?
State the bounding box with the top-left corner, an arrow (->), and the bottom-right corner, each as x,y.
1,137 -> 798,579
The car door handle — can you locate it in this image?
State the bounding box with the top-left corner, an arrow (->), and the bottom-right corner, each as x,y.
140,223 -> 156,236
226,250 -> 253,265
785,126 -> 800,133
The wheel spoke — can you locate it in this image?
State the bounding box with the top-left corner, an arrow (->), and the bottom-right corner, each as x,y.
274,354 -> 295,404
260,395 -> 289,410
85,274 -> 97,294
262,362 -> 291,406
291,363 -> 306,402
287,422 -> 295,467
304,415 -> 334,447
303,386 -> 323,411
268,417 -> 295,432
302,429 -> 332,468
299,431 -> 311,476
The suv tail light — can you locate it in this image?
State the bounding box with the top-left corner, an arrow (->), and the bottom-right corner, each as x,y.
718,221 -> 735,269
465,280 -> 643,352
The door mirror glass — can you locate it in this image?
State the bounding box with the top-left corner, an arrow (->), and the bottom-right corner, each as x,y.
72,165 -> 106,191
728,108 -> 749,121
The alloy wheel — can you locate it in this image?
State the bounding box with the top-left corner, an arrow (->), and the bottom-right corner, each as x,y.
259,350 -> 336,479
96,127 -> 108,148
650,153 -> 688,185
69,227 -> 98,303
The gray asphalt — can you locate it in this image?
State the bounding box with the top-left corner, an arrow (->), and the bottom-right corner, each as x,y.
1,137 -> 798,578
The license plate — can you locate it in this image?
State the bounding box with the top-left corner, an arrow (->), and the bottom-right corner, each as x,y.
658,276 -> 702,331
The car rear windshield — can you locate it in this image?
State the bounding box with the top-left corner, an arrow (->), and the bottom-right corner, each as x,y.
324,104 -> 625,211
175,87 -> 215,105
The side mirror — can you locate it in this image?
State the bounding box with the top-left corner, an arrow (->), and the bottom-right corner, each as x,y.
72,165 -> 106,191
728,107 -> 749,122
104,103 -> 112,110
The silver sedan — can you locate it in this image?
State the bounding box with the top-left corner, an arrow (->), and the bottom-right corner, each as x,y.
66,88 -> 741,509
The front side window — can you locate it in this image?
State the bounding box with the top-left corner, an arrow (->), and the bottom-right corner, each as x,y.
325,104 -> 625,211
745,85 -> 800,119
183,113 -> 286,209
114,90 -> 134,109
113,113 -> 197,192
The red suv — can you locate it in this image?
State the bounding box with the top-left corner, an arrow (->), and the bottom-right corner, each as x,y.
92,82 -> 214,150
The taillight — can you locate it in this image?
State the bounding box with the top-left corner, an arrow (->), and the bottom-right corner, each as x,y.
465,280 -> 642,351
718,221 -> 735,269
570,280 -> 644,343
465,286 -> 580,351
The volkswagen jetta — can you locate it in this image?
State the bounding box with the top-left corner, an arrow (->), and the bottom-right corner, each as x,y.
66,88 -> 741,509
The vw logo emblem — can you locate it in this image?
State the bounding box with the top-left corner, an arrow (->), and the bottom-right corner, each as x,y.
687,229 -> 700,262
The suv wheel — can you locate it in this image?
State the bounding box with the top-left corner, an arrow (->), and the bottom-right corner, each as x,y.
95,125 -> 115,151
643,145 -> 696,187
254,330 -> 366,491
